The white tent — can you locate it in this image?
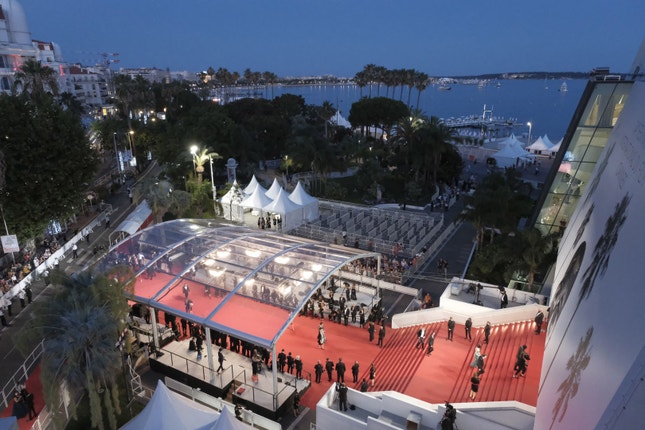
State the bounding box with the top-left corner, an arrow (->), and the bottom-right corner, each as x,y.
120,380 -> 218,430
550,138 -> 563,155
240,185 -> 273,214
262,188 -> 304,231
492,139 -> 535,168
220,181 -> 246,222
210,407 -> 254,430
542,134 -> 555,148
495,133 -> 525,149
265,178 -> 284,200
289,181 -> 319,222
243,175 -> 266,196
331,110 -> 351,128
526,136 -> 553,154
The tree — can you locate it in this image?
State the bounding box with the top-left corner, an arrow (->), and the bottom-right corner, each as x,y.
0,94 -> 99,240
13,59 -> 59,97
190,146 -> 221,186
17,270 -> 132,430
516,228 -> 558,293
134,178 -> 191,224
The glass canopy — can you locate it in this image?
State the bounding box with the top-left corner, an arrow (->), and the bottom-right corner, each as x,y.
97,219 -> 380,348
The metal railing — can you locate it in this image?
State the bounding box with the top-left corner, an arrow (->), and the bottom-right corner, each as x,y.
0,340 -> 44,409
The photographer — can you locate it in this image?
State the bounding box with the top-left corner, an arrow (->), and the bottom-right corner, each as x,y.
336,382 -> 348,411
440,402 -> 457,430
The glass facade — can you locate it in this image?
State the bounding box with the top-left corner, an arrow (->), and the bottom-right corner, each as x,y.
534,81 -> 632,235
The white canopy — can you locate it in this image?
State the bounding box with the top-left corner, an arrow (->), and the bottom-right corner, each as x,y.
243,175 -> 266,196
210,407 -> 254,430
220,181 -> 246,222
542,134 -> 555,148
493,138 -> 535,168
496,133 -> 525,149
262,188 -> 304,231
240,185 -> 273,211
550,138 -> 563,154
526,136 -> 553,153
331,110 -> 352,128
289,181 -> 319,222
120,380 -> 218,430
265,178 -> 284,200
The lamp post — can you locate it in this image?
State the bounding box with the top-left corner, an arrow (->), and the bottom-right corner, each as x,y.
526,122 -> 533,145
209,155 -> 217,215
190,145 -> 198,177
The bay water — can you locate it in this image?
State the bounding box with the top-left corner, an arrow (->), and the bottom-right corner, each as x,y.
270,79 -> 587,143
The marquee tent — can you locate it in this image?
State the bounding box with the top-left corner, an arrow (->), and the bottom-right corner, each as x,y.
550,138 -> 563,155
262,188 -> 304,231
492,138 -> 535,168
331,110 -> 352,128
211,407 -> 254,430
243,175 -> 266,196
265,178 -> 284,200
240,185 -> 272,214
542,134 -> 555,148
289,181 -> 319,222
220,181 -> 246,222
120,380 -> 218,430
495,133 -> 525,149
526,136 -> 554,154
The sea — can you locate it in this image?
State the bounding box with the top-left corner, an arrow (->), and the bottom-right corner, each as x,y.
268,79 -> 587,143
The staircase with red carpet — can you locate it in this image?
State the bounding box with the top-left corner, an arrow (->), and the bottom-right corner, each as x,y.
447,321 -> 543,405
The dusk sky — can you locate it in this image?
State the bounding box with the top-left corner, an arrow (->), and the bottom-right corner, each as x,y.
18,0 -> 645,78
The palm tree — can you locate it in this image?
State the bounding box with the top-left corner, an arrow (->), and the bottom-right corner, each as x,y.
12,58 -> 59,96
191,147 -> 222,186
414,71 -> 429,110
22,271 -> 132,430
134,178 -> 191,224
320,101 -> 336,139
518,228 -> 558,293
354,71 -> 368,98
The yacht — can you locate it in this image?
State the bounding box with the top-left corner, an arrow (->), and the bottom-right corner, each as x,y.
559,81 -> 568,92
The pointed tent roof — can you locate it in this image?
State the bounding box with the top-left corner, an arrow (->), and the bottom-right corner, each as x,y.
240,185 -> 272,209
209,407 -> 253,430
220,181 -> 245,204
243,175 -> 266,196
551,138 -> 563,152
498,133 -> 524,148
289,181 -> 317,206
120,380 -> 218,430
265,177 -> 284,200
263,188 -> 302,214
527,136 -> 553,152
331,110 -> 351,128
542,134 -> 555,148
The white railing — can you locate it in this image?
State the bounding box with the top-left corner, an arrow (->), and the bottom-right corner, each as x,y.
164,377 -> 281,430
0,340 -> 44,409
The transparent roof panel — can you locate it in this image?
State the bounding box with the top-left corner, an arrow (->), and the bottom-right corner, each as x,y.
97,220 -> 379,348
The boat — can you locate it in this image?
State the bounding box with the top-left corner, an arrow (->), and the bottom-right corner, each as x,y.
438,83 -> 452,91
559,82 -> 568,92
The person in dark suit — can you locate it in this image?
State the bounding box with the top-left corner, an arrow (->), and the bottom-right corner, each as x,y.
416,327 -> 426,349
295,355 -> 303,379
426,332 -> 436,355
216,347 -> 226,373
21,388 -> 37,420
336,357 -> 346,382
368,321 -> 375,342
500,289 -> 509,308
513,346 -> 530,378
484,321 -> 492,344
476,354 -> 487,376
336,382 -> 348,411
287,352 -> 295,374
314,360 -> 324,383
377,324 -> 386,347
351,361 -> 360,383
278,349 -> 287,372
325,358 -> 334,382
535,310 -> 545,334
465,317 -> 473,341
447,317 -> 455,341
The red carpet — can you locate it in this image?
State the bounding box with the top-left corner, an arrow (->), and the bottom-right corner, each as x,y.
0,366 -> 44,430
4,318 -> 543,424
277,317 -> 544,409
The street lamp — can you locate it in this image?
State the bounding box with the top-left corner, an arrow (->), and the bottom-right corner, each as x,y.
209,155 -> 217,215
190,145 -> 198,177
128,130 -> 137,167
526,122 -> 533,145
